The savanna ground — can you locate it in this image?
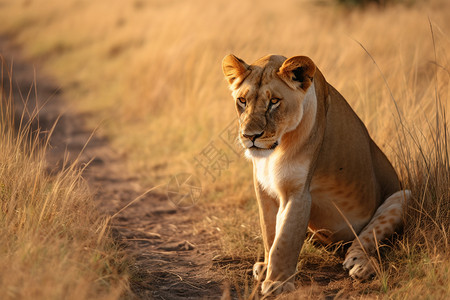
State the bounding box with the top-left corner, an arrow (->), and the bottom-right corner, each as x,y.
0,0 -> 449,299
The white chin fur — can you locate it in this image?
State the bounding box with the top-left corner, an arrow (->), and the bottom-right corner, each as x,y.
245,148 -> 274,159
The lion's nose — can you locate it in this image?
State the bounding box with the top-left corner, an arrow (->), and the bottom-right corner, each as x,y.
242,131 -> 264,142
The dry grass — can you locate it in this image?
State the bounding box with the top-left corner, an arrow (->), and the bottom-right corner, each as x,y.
0,0 -> 449,298
0,61 -> 129,299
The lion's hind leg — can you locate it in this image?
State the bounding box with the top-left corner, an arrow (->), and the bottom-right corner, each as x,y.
343,190 -> 411,279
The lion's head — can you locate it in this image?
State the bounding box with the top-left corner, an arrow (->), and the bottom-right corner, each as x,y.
222,54 -> 317,158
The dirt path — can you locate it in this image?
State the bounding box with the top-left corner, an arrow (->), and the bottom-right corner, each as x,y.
1,40 -> 225,300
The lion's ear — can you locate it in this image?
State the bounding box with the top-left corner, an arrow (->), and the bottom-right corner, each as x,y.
278,56 -> 316,91
222,54 -> 250,87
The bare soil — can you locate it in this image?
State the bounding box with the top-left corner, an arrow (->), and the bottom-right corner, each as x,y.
1,40 -> 383,300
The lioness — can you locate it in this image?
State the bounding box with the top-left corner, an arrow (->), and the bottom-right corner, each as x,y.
222,54 -> 411,295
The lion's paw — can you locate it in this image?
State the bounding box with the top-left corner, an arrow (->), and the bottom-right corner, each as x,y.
261,279 -> 295,295
253,262 -> 267,281
343,248 -> 375,280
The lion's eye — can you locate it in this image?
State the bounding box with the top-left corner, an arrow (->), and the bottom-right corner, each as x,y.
238,97 -> 246,105
270,98 -> 280,105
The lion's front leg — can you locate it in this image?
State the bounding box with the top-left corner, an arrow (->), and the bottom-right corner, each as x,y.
261,191 -> 311,295
253,179 -> 278,282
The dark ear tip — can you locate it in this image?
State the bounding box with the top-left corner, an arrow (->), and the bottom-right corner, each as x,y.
292,66 -> 313,83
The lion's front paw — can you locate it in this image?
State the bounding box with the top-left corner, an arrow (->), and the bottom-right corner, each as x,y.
343,248 -> 376,279
253,262 -> 267,281
261,279 -> 295,295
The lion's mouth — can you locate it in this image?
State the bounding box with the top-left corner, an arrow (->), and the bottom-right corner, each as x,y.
249,141 -> 279,150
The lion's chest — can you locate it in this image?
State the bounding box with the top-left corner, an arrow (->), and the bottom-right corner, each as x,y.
253,156 -> 309,198
254,158 -> 278,197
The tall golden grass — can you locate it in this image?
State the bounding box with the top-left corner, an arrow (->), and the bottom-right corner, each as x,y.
0,59 -> 129,299
0,0 -> 449,297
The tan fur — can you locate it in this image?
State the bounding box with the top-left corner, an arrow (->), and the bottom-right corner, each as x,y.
222,54 -> 411,295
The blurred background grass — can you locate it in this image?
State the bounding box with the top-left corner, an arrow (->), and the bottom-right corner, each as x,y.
0,0 -> 449,298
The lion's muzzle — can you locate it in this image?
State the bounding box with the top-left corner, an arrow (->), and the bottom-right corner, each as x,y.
240,130 -> 279,152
